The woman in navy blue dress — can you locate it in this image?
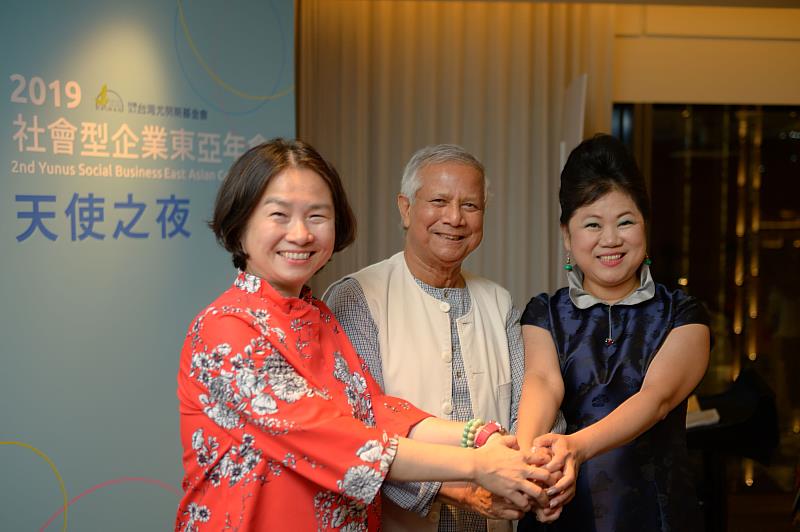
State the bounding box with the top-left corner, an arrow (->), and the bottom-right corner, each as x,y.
516,134 -> 711,531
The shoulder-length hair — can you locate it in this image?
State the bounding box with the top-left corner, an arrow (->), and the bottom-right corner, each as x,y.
210,138 -> 356,270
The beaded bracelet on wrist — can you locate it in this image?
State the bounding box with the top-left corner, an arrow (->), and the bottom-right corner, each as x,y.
460,417 -> 485,448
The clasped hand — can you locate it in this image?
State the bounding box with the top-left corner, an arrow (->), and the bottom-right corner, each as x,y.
462,433 -> 577,522
467,433 -> 564,520
528,432 -> 579,522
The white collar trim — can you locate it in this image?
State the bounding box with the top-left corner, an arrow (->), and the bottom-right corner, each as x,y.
567,263 -> 656,309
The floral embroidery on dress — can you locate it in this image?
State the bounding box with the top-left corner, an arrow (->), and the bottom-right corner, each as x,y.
380,438 -> 397,474
265,351 -> 310,402
190,344 -> 228,385
355,440 -> 384,463
213,434 -> 263,487
382,399 -> 414,414
191,429 -> 219,468
189,318 -> 314,431
199,371 -> 242,430
336,434 -> 397,503
190,432 -> 264,489
234,271 -> 260,293
181,502 -> 211,532
246,308 -> 287,343
251,392 -> 278,415
314,491 -> 368,531
333,352 -> 376,427
338,465 -> 384,502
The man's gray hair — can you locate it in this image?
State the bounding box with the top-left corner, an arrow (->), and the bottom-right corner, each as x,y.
400,144 -> 489,203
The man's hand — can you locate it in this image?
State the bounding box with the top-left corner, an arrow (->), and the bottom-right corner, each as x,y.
437,482 -> 532,520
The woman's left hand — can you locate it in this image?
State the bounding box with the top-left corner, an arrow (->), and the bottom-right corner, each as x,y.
532,433 -> 580,511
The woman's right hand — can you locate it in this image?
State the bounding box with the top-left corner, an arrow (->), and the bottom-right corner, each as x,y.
472,434 -> 555,510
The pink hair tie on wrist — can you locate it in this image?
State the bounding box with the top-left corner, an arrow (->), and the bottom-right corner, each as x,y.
473,421 -> 505,449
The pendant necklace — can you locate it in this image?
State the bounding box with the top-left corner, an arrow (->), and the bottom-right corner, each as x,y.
605,305 -> 615,346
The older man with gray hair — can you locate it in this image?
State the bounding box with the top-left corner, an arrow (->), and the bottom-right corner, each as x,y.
325,144 -> 564,532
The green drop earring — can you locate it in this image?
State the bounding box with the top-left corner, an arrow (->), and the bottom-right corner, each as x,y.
564,254 -> 573,271
644,254 -> 652,266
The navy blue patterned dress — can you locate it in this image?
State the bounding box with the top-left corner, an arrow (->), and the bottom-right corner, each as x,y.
519,270 -> 709,532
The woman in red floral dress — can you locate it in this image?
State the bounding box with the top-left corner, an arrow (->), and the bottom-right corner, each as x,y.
175,139 -> 554,531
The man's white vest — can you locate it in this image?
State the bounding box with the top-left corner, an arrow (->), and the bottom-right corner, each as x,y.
327,252 -> 513,532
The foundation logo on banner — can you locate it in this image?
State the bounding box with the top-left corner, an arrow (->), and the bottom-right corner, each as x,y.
95,84 -> 124,113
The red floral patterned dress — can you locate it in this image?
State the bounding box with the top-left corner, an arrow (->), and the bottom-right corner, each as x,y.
175,271 -> 430,531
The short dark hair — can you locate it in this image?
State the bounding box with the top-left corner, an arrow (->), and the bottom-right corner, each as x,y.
210,138 -> 357,270
559,134 -> 651,225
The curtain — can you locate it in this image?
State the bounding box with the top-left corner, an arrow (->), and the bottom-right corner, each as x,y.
298,0 -> 614,304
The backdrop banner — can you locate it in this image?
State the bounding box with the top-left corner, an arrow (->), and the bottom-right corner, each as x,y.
0,1 -> 294,529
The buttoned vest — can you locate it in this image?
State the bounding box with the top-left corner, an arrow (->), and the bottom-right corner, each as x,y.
327,252 -> 513,532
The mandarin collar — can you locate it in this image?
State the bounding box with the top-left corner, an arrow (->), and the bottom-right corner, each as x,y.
234,270 -> 315,314
413,274 -> 469,295
567,263 -> 655,309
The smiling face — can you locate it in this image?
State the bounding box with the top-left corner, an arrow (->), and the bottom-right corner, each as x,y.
241,167 -> 335,297
563,188 -> 647,302
398,162 -> 485,286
